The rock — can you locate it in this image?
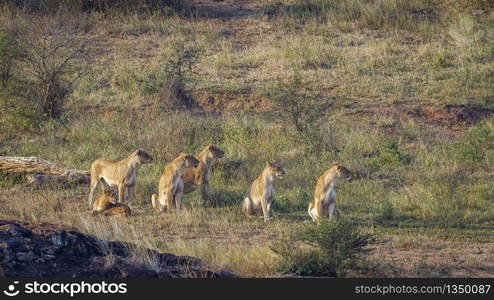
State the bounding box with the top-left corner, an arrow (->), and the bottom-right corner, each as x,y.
0,220 -> 236,278
5,224 -> 32,237
16,252 -> 34,262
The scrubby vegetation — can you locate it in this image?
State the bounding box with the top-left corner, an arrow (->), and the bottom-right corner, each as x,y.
272,218 -> 376,277
0,0 -> 493,277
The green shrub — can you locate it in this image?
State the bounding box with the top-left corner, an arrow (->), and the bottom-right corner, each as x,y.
373,199 -> 396,224
271,218 -> 376,277
367,139 -> 413,173
0,172 -> 27,187
273,189 -> 311,213
265,71 -> 333,134
454,120 -> 494,163
0,26 -> 20,88
204,189 -> 243,208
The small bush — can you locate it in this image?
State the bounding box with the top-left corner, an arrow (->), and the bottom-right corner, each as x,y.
273,189 -> 311,213
205,189 -> 243,208
264,71 -> 334,154
453,120 -> 494,163
271,218 -> 376,277
373,200 -> 396,224
368,139 -> 413,172
0,26 -> 21,88
0,172 -> 27,187
265,71 -> 332,134
159,79 -> 197,110
1,11 -> 98,120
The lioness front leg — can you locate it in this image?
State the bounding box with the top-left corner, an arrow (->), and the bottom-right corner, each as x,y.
200,183 -> 209,203
260,194 -> 271,222
266,194 -> 274,220
165,186 -> 176,211
328,201 -> 337,219
118,184 -> 126,203
175,183 -> 184,212
89,179 -> 98,206
126,185 -> 135,206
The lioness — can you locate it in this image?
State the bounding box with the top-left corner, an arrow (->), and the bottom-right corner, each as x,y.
182,144 -> 225,201
308,164 -> 352,222
151,153 -> 200,213
88,149 -> 153,206
242,161 -> 285,221
92,178 -> 131,217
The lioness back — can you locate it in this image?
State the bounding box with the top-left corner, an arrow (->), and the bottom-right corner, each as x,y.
100,204 -> 131,217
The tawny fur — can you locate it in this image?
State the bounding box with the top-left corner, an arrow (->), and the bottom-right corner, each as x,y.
92,178 -> 131,217
151,153 -> 200,213
182,144 -> 225,201
88,149 -> 153,206
308,164 -> 352,222
242,161 -> 285,221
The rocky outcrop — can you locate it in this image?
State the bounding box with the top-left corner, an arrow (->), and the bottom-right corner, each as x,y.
0,220 -> 235,278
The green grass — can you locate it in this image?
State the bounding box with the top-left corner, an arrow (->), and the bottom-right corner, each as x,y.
0,0 -> 493,277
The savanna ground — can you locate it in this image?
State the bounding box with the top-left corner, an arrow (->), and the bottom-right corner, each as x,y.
0,0 -> 494,277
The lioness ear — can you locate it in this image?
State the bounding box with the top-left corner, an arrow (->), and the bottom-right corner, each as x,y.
265,161 -> 270,167
136,149 -> 143,155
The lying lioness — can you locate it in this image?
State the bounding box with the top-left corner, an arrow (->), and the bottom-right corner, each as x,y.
92,178 -> 131,217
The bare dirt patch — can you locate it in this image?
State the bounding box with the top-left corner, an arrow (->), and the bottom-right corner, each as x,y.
187,0 -> 262,19
349,104 -> 494,127
368,235 -> 494,277
194,91 -> 274,112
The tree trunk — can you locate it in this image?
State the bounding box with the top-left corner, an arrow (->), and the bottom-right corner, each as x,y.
0,156 -> 90,186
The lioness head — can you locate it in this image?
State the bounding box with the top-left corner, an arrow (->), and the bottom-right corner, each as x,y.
266,161 -> 285,179
205,144 -> 225,159
333,164 -> 352,181
135,149 -> 154,164
99,177 -> 114,194
179,153 -> 200,168
94,178 -> 117,211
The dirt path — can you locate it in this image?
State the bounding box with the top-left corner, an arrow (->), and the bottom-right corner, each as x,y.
187,0 -> 264,19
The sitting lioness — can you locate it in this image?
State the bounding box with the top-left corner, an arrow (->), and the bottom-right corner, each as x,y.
308,164 -> 352,222
92,178 -> 131,217
151,153 -> 200,213
242,161 -> 285,221
182,144 -> 225,201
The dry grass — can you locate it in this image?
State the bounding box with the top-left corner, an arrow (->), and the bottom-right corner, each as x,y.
0,0 -> 493,277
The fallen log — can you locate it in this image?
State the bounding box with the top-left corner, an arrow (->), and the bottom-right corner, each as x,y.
0,156 -> 90,185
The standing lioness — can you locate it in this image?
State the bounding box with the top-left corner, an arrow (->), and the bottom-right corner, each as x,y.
182,144 -> 225,201
89,149 -> 154,206
152,153 -> 200,213
308,164 -> 352,221
242,161 -> 285,221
